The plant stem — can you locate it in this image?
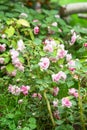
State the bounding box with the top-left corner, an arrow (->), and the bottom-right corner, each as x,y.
78,79 -> 86,130
43,90 -> 55,127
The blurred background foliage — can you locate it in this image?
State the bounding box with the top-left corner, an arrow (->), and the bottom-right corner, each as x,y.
0,0 -> 87,27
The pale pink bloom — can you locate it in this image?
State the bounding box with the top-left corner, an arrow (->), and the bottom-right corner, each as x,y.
66,54 -> 72,62
52,22 -> 57,27
68,60 -> 76,71
55,14 -> 60,18
32,93 -> 37,98
38,93 -> 42,100
8,84 -> 21,95
38,57 -> 50,70
53,87 -> 59,96
33,19 -> 39,22
43,39 -> 56,47
21,85 -> 30,95
53,99 -> 58,107
1,34 -> 6,39
18,99 -> 23,104
8,70 -> 17,77
57,49 -> 67,59
17,39 -> 25,51
73,92 -> 78,98
10,49 -> 19,58
62,97 -> 72,108
0,57 -> 4,64
19,13 -> 28,18
12,57 -> 24,71
69,88 -> 78,98
34,26 -> 39,35
43,44 -> 53,52
52,71 -> 67,82
70,32 -> 77,45
0,44 -> 6,52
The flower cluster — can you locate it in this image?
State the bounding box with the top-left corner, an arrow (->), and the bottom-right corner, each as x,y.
52,71 -> 67,82
10,48 -> 24,71
8,84 -> 30,96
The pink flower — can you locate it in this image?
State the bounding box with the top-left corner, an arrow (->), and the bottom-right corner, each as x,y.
0,44 -> 6,52
8,84 -> 21,95
10,49 -> 19,58
43,44 -> 53,52
66,54 -> 72,62
84,43 -> 87,47
70,32 -> 77,45
69,88 -> 78,98
17,39 -> 25,51
62,97 -> 72,108
20,85 -> 30,95
38,57 -> 50,70
53,87 -> 59,96
68,60 -> 76,71
8,70 -> 17,77
57,49 -> 67,59
52,22 -> 57,27
34,26 -> 39,35
53,99 -> 58,107
52,71 -> 67,82
0,57 -> 4,64
32,93 -> 37,98
37,93 -> 42,100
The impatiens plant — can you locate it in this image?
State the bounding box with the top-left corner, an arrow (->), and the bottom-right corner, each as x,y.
0,1 -> 87,130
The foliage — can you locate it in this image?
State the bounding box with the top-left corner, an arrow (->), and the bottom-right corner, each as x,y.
0,1 -> 87,130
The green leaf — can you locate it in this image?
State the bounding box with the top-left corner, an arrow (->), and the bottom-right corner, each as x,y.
28,117 -> 36,124
6,63 -> 15,73
5,26 -> 15,37
6,113 -> 14,119
29,30 -> 34,40
33,38 -> 42,45
22,127 -> 30,130
29,124 -> 37,129
17,19 -> 30,27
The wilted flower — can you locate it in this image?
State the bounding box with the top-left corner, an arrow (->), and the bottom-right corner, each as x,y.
53,110 -> 60,120
53,87 -> 59,96
53,99 -> 58,107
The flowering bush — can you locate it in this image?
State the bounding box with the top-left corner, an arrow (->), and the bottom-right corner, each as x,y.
0,2 -> 87,130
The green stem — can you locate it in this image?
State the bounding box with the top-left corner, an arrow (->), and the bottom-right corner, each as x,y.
78,79 -> 86,130
43,90 -> 55,127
